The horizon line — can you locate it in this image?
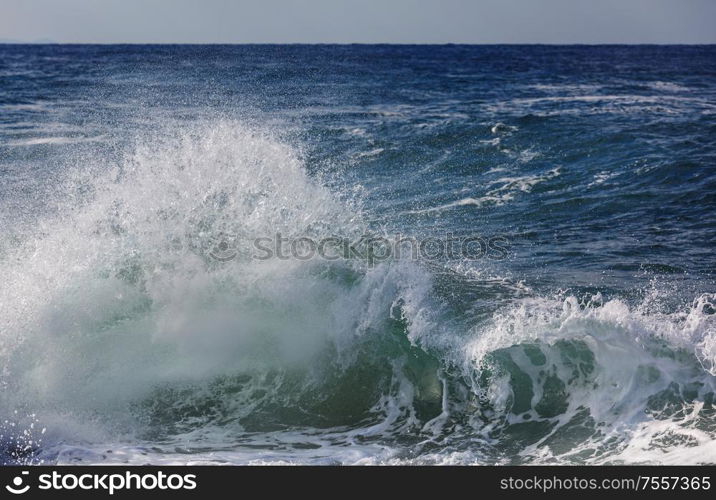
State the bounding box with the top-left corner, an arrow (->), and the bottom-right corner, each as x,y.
1,41 -> 715,46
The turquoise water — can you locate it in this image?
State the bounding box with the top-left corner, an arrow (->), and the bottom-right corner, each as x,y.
0,45 -> 715,464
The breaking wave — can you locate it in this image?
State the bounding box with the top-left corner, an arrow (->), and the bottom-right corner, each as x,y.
1,120 -> 715,465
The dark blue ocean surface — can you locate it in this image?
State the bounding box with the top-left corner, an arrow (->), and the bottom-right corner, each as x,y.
0,45 -> 715,464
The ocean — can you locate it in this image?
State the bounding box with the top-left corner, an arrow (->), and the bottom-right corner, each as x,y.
0,44 -> 715,465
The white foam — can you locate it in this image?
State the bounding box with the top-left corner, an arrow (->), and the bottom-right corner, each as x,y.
464,293 -> 716,464
6,135 -> 106,146
407,167 -> 561,214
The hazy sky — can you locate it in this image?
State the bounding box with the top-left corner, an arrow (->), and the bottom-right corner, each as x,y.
1,0 -> 715,44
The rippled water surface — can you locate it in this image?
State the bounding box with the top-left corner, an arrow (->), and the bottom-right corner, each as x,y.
1,45 -> 715,464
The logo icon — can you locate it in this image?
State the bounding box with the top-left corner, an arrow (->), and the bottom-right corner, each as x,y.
209,231 -> 238,262
6,471 -> 30,494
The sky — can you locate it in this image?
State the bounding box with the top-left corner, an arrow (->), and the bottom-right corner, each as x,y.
1,0 -> 715,44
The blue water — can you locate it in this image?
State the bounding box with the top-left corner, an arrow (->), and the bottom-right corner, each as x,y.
1,45 -> 715,464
